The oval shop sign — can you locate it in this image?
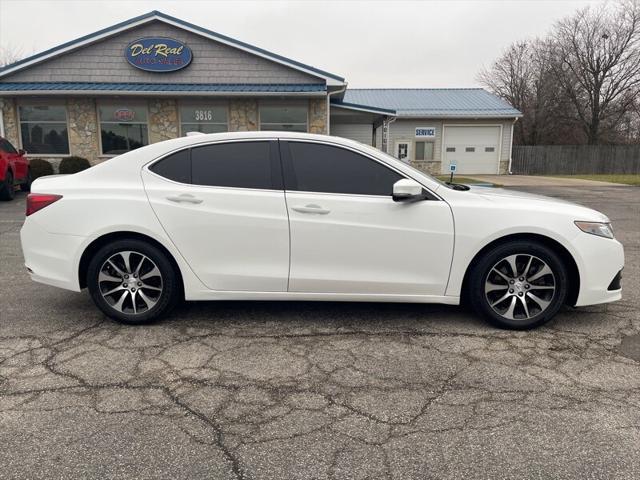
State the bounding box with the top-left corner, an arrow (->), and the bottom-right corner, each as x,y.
125,37 -> 193,72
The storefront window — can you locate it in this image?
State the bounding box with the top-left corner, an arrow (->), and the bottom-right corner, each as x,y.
260,104 -> 307,132
180,105 -> 228,134
99,103 -> 148,155
415,141 -> 434,161
18,104 -> 70,154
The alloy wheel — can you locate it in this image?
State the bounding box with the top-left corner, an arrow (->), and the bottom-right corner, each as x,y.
98,250 -> 163,314
484,254 -> 556,321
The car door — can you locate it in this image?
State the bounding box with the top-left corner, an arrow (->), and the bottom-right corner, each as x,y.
281,140 -> 454,296
142,140 -> 290,292
1,139 -> 25,181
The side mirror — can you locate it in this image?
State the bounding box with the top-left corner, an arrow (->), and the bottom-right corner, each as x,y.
392,179 -> 425,202
18,149 -> 26,156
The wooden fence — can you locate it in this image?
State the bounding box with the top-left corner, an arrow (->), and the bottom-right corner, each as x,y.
511,145 -> 640,175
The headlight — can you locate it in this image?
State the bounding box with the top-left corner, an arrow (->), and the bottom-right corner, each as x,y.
575,221 -> 614,239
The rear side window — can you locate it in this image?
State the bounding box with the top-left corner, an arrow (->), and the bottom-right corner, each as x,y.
284,142 -> 403,196
191,141 -> 277,189
150,149 -> 191,184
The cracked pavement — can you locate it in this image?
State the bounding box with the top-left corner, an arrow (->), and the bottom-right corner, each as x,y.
1,185 -> 639,479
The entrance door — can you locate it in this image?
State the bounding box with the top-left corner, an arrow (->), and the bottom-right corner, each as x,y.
142,140 -> 290,292
281,140 -> 454,296
394,140 -> 412,163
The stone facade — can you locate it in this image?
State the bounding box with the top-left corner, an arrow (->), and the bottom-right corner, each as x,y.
67,97 -> 100,164
412,160 -> 441,176
308,98 -> 327,134
149,99 -> 179,144
229,100 -> 258,131
0,98 -> 20,147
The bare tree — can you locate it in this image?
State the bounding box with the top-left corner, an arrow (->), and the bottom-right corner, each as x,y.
549,0 -> 640,144
480,0 -> 640,145
0,45 -> 24,67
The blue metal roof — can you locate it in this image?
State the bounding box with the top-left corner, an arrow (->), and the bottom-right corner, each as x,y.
0,82 -> 325,93
0,10 -> 345,83
334,88 -> 521,118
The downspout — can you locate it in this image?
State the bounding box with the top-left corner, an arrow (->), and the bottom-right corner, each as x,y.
0,100 -> 5,138
508,117 -> 518,175
326,84 -> 347,135
383,115 -> 397,154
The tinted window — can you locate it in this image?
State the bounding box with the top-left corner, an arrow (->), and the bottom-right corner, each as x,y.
285,142 -> 403,195
192,141 -> 275,189
0,139 -> 18,154
150,149 -> 191,184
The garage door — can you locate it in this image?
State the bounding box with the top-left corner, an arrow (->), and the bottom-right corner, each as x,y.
330,123 -> 373,146
442,126 -> 501,174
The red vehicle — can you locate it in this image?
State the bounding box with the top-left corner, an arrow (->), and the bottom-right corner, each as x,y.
0,137 -> 31,201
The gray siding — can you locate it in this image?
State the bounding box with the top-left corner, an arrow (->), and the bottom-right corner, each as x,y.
2,21 -> 323,85
330,123 -> 373,146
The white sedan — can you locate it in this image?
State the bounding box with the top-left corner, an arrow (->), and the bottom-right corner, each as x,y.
20,132 -> 624,329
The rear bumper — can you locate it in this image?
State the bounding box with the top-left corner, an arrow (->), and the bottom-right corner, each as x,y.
20,218 -> 85,292
574,234 -> 624,307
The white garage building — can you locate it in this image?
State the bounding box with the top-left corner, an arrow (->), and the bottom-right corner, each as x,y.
331,89 -> 522,174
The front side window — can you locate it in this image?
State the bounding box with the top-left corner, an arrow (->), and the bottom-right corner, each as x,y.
260,105 -> 307,132
180,105 -> 228,134
19,104 -> 69,154
285,142 -> 403,196
99,103 -> 148,155
191,141 -> 276,189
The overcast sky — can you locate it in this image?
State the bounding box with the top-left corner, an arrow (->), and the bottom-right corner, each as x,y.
0,0 -> 604,87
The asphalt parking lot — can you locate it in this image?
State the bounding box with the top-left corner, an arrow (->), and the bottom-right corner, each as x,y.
1,185 -> 639,479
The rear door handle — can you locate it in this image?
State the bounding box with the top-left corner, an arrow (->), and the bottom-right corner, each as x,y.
166,194 -> 203,204
291,204 -> 330,214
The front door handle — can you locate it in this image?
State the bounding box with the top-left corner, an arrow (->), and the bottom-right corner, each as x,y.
291,204 -> 330,215
166,194 -> 203,204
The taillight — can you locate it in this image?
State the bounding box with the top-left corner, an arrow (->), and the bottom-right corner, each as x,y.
26,194 -> 62,216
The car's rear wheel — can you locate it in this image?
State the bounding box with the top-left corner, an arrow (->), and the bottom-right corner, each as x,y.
87,239 -> 180,324
469,241 -> 568,330
20,169 -> 32,192
0,170 -> 15,201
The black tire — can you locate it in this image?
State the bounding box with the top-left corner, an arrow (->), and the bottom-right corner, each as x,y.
87,239 -> 181,324
20,169 -> 32,192
468,240 -> 568,330
0,170 -> 15,201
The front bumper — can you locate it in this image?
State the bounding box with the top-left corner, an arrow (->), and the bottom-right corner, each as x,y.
573,233 -> 624,307
20,217 -> 85,292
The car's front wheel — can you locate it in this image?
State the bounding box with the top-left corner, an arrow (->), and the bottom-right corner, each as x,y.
87,239 -> 180,324
468,241 -> 568,330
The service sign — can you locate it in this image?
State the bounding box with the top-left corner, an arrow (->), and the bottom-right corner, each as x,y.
415,127 -> 436,138
125,37 -> 192,72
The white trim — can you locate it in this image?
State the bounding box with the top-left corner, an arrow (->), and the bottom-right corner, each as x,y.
0,90 -> 328,97
0,14 -> 346,86
331,103 -> 394,116
441,123 -> 504,175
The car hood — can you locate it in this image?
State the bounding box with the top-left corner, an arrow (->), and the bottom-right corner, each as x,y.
465,186 -> 610,222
